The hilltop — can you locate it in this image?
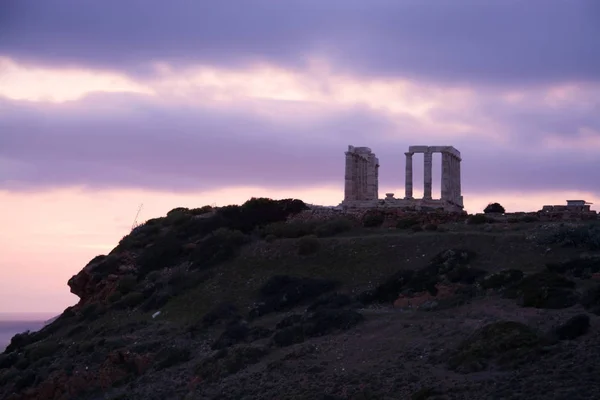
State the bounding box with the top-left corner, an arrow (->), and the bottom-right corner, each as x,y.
2,198 -> 600,400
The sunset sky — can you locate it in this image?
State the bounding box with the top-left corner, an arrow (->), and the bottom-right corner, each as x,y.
1,0 -> 599,314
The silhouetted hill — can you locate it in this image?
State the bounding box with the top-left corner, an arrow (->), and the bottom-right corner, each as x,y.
2,198 -> 600,399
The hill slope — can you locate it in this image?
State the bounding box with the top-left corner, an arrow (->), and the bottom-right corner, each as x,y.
2,198 -> 600,400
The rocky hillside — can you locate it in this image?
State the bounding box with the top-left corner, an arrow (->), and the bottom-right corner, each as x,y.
2,198 -> 600,400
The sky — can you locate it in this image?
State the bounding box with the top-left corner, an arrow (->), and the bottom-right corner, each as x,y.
1,0 -> 600,314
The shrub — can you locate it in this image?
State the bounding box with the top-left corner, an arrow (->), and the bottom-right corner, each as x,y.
484,203 -> 505,214
467,214 -> 492,225
396,219 -> 419,230
119,222 -> 164,251
249,275 -> 338,318
190,205 -> 213,215
114,292 -> 145,309
314,218 -> 354,237
536,223 -> 600,251
448,321 -> 544,372
362,212 -> 385,228
264,220 -> 316,239
166,207 -> 189,217
136,233 -> 186,275
411,224 -> 423,232
201,302 -> 239,328
424,223 -> 438,231
117,275 -> 138,294
108,291 -> 123,303
154,346 -> 192,370
297,235 -> 320,255
521,215 -> 539,223
0,353 -> 19,369
265,234 -> 277,243
146,271 -> 162,282
190,228 -> 249,270
217,198 -> 308,234
506,272 -> 578,309
79,303 -> 105,321
25,341 -> 61,362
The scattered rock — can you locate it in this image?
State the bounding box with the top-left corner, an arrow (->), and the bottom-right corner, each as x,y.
481,269 -> 524,289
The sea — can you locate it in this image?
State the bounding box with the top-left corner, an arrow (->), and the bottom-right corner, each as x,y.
0,314 -> 56,352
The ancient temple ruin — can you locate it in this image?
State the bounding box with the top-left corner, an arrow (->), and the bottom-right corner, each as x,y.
341,145 -> 464,212
342,146 -> 380,206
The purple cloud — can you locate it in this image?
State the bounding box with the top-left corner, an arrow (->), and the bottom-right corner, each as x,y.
1,92 -> 599,197
2,0 -> 599,86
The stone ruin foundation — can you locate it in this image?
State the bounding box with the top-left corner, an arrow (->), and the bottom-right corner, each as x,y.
341,145 -> 464,213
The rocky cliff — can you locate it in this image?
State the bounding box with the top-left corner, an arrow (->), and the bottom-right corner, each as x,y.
2,198 -> 600,399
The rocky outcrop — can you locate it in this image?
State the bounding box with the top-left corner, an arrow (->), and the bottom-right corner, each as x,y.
67,253 -> 137,306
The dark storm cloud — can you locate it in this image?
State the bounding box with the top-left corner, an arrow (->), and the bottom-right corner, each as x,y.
2,0 -> 599,86
1,92 -> 599,196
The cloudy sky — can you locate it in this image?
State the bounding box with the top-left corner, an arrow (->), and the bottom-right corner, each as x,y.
1,0 -> 599,313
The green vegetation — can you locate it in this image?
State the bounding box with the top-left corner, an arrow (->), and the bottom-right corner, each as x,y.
536,222 -> 600,250
484,202 -> 505,214
448,321 -> 545,372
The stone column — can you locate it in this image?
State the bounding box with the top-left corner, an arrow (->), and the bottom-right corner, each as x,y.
404,152 -> 413,199
456,156 -> 462,206
441,152 -> 450,201
344,151 -> 355,202
424,151 -> 433,199
451,156 -> 457,204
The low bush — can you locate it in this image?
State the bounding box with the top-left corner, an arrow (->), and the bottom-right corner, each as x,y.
448,321 -> 544,372
25,341 -> 61,362
190,228 -> 248,270
189,205 -> 213,215
396,219 -> 419,230
362,212 -> 385,228
117,275 -> 138,294
424,223 -> 438,231
114,292 -> 145,309
249,275 -> 338,318
467,214 -> 493,225
297,235 -> 321,255
484,203 -> 505,214
136,233 -> 186,275
536,223 -> 600,251
264,220 -> 316,239
154,346 -> 192,370
314,218 -> 353,237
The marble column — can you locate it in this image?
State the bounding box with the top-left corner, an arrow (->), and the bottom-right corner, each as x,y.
404,152 -> 413,199
447,155 -> 453,203
344,151 -> 355,202
451,156 -> 457,204
456,156 -> 462,206
424,151 -> 433,199
441,152 -> 450,201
